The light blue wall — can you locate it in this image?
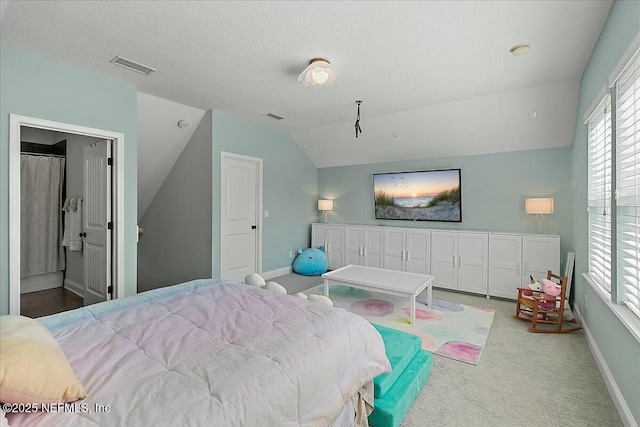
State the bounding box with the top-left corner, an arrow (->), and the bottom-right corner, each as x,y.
570,0 -> 640,423
0,46 -> 138,314
319,147 -> 574,259
212,111 -> 318,277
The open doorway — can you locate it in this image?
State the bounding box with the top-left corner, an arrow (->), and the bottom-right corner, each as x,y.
18,127 -> 110,317
9,115 -> 125,316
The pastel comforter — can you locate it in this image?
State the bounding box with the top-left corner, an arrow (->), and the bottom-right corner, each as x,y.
8,279 -> 390,427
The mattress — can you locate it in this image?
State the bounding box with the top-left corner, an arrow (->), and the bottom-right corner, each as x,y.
8,279 -> 390,426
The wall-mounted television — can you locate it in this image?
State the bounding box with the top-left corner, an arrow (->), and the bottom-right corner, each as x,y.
373,168 -> 461,222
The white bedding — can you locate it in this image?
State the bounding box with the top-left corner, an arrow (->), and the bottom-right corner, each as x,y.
8,279 -> 390,426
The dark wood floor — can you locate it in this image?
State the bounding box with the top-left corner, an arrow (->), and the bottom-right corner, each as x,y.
21,287 -> 84,318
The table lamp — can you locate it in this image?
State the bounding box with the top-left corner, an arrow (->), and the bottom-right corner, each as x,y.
525,198 -> 554,234
318,199 -> 334,223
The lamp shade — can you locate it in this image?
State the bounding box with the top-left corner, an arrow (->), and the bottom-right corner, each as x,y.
318,199 -> 334,211
525,198 -> 554,214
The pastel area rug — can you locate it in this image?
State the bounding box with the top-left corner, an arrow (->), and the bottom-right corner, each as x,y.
308,285 -> 495,365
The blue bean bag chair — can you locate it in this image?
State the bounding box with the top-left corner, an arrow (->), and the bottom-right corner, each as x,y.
293,247 -> 329,276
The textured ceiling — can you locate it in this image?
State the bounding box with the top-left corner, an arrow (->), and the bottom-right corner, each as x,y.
0,1 -> 613,167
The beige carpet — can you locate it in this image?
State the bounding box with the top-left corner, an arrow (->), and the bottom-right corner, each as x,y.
400,289 -> 621,427
272,274 -> 622,426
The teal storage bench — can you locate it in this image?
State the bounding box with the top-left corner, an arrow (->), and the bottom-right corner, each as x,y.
369,324 -> 434,427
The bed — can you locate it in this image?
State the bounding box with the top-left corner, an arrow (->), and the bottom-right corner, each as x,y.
4,279 -> 390,426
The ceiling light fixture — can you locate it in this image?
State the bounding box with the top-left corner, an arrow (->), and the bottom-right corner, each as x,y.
298,58 -> 336,86
510,43 -> 531,56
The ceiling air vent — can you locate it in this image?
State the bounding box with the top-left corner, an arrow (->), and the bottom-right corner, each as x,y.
110,56 -> 157,75
262,113 -> 286,121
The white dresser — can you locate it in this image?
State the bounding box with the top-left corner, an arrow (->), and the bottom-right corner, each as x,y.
311,223 -> 560,300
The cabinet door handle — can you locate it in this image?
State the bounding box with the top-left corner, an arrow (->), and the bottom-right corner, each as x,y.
458,256 -> 461,267
363,247 -> 367,256
516,262 -> 520,275
405,250 -> 409,261
453,255 -> 457,267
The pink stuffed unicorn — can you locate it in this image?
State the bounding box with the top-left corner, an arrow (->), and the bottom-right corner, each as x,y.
539,278 -> 562,308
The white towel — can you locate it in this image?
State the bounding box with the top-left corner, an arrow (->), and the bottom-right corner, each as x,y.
61,198 -> 73,247
68,198 -> 83,251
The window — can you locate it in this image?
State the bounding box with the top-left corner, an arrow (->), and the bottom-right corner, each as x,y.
587,95 -> 612,293
587,47 -> 640,322
616,50 -> 640,318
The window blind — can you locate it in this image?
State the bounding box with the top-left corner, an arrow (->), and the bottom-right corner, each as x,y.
588,95 -> 612,293
616,49 -> 640,318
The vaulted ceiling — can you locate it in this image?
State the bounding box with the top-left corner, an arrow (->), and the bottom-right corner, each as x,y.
1,0 -> 612,168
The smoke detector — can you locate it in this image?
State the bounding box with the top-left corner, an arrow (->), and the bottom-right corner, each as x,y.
177,120 -> 188,128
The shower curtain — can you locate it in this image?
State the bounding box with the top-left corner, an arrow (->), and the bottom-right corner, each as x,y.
20,155 -> 66,278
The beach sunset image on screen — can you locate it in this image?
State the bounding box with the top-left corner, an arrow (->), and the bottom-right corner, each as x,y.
373,169 -> 461,222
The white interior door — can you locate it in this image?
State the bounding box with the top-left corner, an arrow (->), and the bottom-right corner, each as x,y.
220,152 -> 262,282
83,140 -> 111,305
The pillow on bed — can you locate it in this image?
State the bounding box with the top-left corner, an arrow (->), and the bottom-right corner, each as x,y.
0,315 -> 86,404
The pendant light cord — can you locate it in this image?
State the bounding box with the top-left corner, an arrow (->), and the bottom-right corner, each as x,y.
355,100 -> 363,138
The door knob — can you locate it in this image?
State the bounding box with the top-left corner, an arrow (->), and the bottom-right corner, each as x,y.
251,225 -> 257,229
79,232 -> 86,238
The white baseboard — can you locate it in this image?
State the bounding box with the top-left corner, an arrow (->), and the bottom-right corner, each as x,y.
20,272 -> 63,294
262,266 -> 293,280
576,305 -> 638,427
64,279 -> 84,299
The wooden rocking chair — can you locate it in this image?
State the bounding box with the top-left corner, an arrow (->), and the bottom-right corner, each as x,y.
514,270 -> 582,334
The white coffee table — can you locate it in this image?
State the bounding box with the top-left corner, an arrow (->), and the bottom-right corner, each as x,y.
322,265 -> 434,325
